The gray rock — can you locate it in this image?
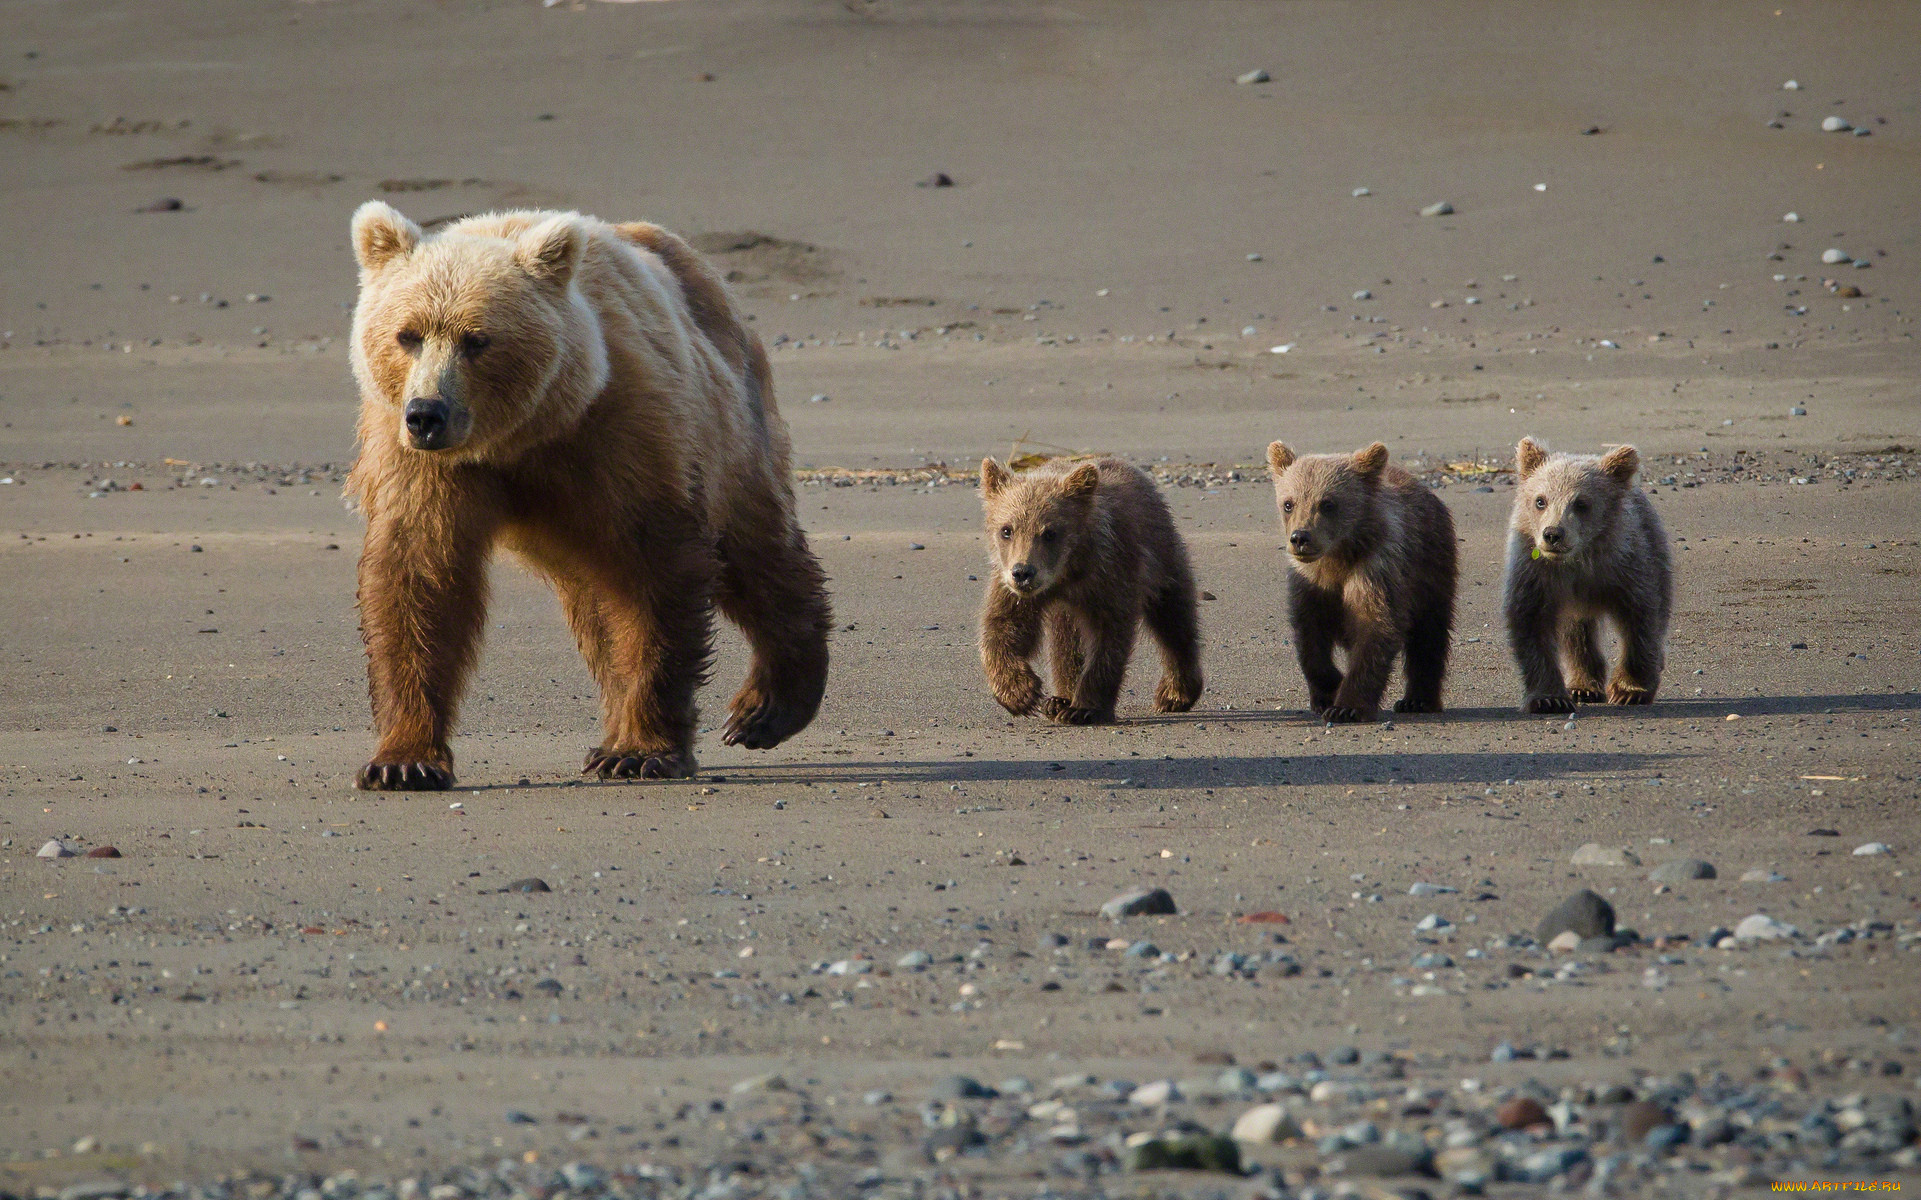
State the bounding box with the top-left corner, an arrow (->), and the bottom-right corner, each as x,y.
1537,889 -> 1615,942
1339,1135 -> 1432,1177
1571,842 -> 1640,867
1852,841 -> 1892,856
1740,868 -> 1787,883
1733,913 -> 1798,941
1821,115 -> 1852,132
1231,1102 -> 1300,1143
895,950 -> 933,969
1407,881 -> 1457,897
1235,69 -> 1271,85
929,1074 -> 994,1100
37,838 -> 78,859
1419,201 -> 1454,217
1649,859 -> 1715,883
1101,886 -> 1176,919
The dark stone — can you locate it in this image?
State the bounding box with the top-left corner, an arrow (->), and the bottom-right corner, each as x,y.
1341,1142 -> 1434,1177
1536,889 -> 1614,942
1102,887 -> 1177,919
1617,1100 -> 1671,1143
1124,1134 -> 1241,1173
929,1075 -> 995,1100
504,877 -> 551,893
85,845 -> 122,858
1498,1097 -> 1550,1131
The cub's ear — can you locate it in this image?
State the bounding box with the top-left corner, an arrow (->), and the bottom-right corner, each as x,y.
1599,444 -> 1641,484
1265,440 -> 1295,478
1350,442 -> 1390,477
352,201 -> 421,273
1059,462 -> 1101,500
980,457 -> 1011,499
1516,436 -> 1548,480
516,216 -> 585,287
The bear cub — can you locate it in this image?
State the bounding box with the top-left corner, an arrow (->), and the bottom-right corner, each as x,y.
1503,437 -> 1672,712
1266,441 -> 1458,722
978,457 -> 1203,724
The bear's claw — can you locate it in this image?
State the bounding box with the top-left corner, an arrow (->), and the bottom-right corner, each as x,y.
1568,687 -> 1607,704
1035,696 -> 1074,719
722,694 -> 812,750
1392,697 -> 1443,714
1153,682 -> 1200,713
356,761 -> 454,791
584,748 -> 696,781
1322,705 -> 1376,724
1525,694 -> 1578,714
1607,683 -> 1655,705
1052,705 -> 1113,726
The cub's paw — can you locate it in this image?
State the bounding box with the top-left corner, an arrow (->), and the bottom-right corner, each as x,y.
1568,687 -> 1607,704
1153,679 -> 1200,713
723,689 -> 812,750
1054,705 -> 1115,726
992,670 -> 1044,717
584,747 -> 697,781
1322,705 -> 1376,724
1607,682 -> 1656,706
1392,697 -> 1443,714
1524,694 -> 1577,714
1036,696 -> 1074,719
1307,693 -> 1337,717
356,761 -> 453,791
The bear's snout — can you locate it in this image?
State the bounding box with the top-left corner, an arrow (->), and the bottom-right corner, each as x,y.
1007,562 -> 1038,591
404,397 -> 454,450
1540,524 -> 1568,551
1288,529 -> 1320,560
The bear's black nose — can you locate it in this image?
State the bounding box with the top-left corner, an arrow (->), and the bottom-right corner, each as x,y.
1288,529 -> 1312,550
1009,563 -> 1036,587
404,398 -> 449,444
1541,525 -> 1566,547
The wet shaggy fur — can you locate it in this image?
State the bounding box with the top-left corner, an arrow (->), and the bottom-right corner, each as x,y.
346,203 -> 831,790
1265,441 -> 1458,722
977,457 -> 1203,724
1503,437 -> 1672,712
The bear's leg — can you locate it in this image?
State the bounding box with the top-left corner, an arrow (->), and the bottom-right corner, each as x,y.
1395,607 -> 1450,714
1560,617 -> 1608,703
1060,606 -> 1137,725
1325,628 -> 1400,723
577,527 -> 716,781
1143,576 -> 1203,713
1037,606 -> 1086,720
1506,578 -> 1573,713
1607,601 -> 1664,705
980,587 -> 1046,716
714,511 -> 833,750
355,509 -> 495,791
1288,576 -> 1345,715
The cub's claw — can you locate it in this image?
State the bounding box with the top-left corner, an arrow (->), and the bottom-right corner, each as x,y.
1322,705 -> 1375,724
356,761 -> 454,791
723,688 -> 814,749
1525,694 -> 1577,714
1568,688 -> 1607,704
1393,697 -> 1442,714
1054,705 -> 1113,726
1036,696 -> 1073,719
583,747 -> 697,781
1154,681 -> 1199,713
1607,683 -> 1655,705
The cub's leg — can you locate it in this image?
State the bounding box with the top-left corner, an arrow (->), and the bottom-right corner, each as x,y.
1395,606 -> 1450,714
1059,606 -> 1136,725
1326,626 -> 1401,723
1559,616 -> 1608,702
1144,575 -> 1203,713
1607,599 -> 1665,705
1507,578 -> 1574,713
1037,606 -> 1086,720
355,507 -> 496,791
1288,575 -> 1345,716
575,514 -> 717,780
980,588 -> 1046,716
715,501 -> 833,750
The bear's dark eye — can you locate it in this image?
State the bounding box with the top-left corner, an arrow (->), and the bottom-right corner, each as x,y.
1570,498 -> 1589,514
460,332 -> 491,357
1534,495 -> 1548,510
1281,498 -> 1294,513
1039,528 -> 1057,543
396,330 -> 423,351
1320,500 -> 1337,516
999,525 -> 1012,541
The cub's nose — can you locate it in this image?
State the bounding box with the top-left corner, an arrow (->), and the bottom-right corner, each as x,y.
1288,530 -> 1313,550
404,398 -> 449,444
1541,525 -> 1567,548
1008,563 -> 1037,588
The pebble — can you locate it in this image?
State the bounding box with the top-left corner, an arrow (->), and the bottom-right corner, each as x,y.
1407,881 -> 1456,897
135,197 -> 183,213
1339,1135 -> 1431,1177
1783,211 -> 1800,222
37,839 -> 78,858
929,1074 -> 993,1100
1351,186 -> 1371,197
1790,405 -> 1808,416
1413,913 -> 1453,933
1548,930 -> 1583,953
1852,842 -> 1892,856
503,877 -> 550,893
1821,115 -> 1852,132
729,1073 -> 788,1094
1235,68 -> 1271,85
1537,890 -> 1616,942
895,949 -> 932,969
1498,1096 -> 1550,1130
85,845 -> 122,858
1352,289 -> 1373,300
1821,247 -> 1852,264
1419,201 -> 1454,217
826,958 -> 873,975
1125,1133 -> 1240,1173
1733,913 -> 1798,941
1649,859 -> 1715,883
1230,1102 -> 1300,1143
1740,868 -> 1787,883
1617,1099 -> 1671,1143
1571,842 -> 1640,867
1100,886 -> 1177,919
1128,1079 -> 1178,1106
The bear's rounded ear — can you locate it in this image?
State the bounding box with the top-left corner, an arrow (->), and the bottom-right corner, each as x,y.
1265,440 -> 1295,478
1515,437 -> 1548,480
1060,462 -> 1101,500
516,216 -> 585,288
352,201 -> 421,273
1350,442 -> 1390,477
979,457 -> 1011,499
1599,444 -> 1641,484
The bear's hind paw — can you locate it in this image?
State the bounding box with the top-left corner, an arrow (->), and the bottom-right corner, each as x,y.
723,692 -> 814,750
356,761 -> 454,791
1153,681 -> 1200,713
1321,705 -> 1376,724
584,747 -> 697,781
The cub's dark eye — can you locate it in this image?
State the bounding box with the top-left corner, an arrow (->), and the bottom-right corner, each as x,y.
1320,500 -> 1337,516
1281,499 -> 1294,513
1534,495 -> 1548,510
1039,528 -> 1057,543
396,330 -> 423,351
1570,498 -> 1589,514
460,332 -> 491,357
999,525 -> 1012,541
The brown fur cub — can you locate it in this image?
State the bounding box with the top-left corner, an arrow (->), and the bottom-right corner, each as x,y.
345,203 -> 831,790
1503,437 -> 1672,712
977,457 -> 1202,724
1265,441 -> 1458,722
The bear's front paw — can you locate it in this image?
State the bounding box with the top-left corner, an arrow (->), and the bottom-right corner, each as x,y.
356,761 -> 454,791
1036,696 -> 1073,719
1321,705 -> 1376,724
992,670 -> 1043,717
723,690 -> 811,750
1524,694 -> 1577,714
1154,679 -> 1200,713
1606,682 -> 1655,705
1053,705 -> 1114,726
1392,696 -> 1443,714
1307,692 -> 1336,716
1567,687 -> 1607,704
584,747 -> 697,781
